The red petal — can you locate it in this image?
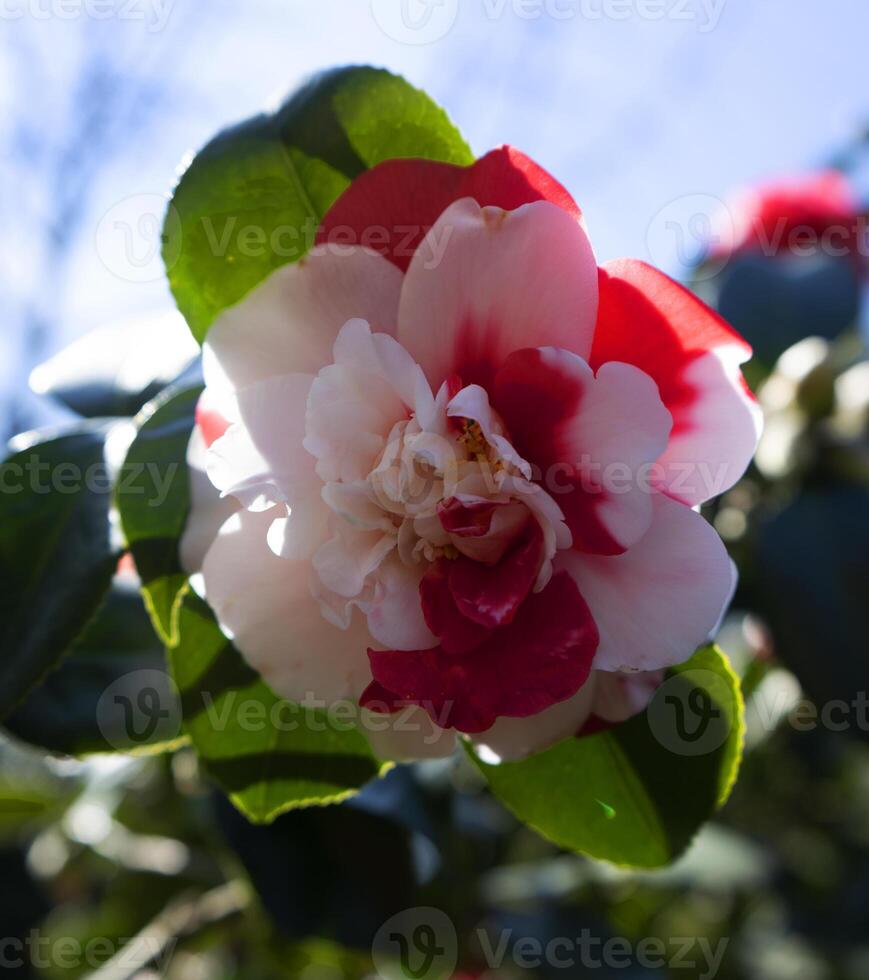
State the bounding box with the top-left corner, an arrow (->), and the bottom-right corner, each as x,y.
317,146 -> 581,272
195,396 -> 230,448
365,571 -> 599,733
591,260 -> 751,431
447,517 -> 543,628
437,497 -> 501,538
420,562 -> 489,656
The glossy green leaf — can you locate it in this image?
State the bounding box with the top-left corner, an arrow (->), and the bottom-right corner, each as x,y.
473,645 -> 745,868
164,65 -> 473,342
116,383 -> 200,643
168,589 -> 387,823
0,426 -> 119,720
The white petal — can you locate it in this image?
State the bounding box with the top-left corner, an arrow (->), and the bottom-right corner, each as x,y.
304,361 -> 406,484
201,507 -> 372,702
207,373 -> 318,511
204,245 -> 403,393
366,558 -> 438,652
312,524 -> 395,600
332,318 -> 434,419
179,426 -> 240,574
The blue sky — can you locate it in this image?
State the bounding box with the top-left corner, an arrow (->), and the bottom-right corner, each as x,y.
1,0 -> 867,400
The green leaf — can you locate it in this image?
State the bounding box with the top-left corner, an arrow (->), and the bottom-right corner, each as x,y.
168,589 -> 387,823
116,383 -> 201,644
0,426 -> 119,720
164,65 -> 473,343
3,582 -> 179,756
472,645 -> 745,868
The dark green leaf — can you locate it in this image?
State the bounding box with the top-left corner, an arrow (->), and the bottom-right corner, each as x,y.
116,384 -> 201,643
3,582 -> 180,756
754,486 -> 869,734
29,312 -> 199,418
165,65 -> 473,343
168,589 -> 387,823
472,645 -> 745,868
0,426 -> 119,720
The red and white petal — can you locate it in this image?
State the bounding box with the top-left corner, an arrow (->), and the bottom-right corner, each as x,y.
179,426 -> 240,574
397,198 -> 599,392
559,494 -> 733,673
203,246 -> 403,393
201,507 -> 372,702
591,260 -> 761,505
361,706 -> 457,762
655,348 -> 763,505
364,570 -> 599,734
494,348 -> 671,554
317,145 -> 582,273
195,385 -> 235,446
469,677 -> 597,764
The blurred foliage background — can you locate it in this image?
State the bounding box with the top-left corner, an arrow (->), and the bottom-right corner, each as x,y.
2,3 -> 869,978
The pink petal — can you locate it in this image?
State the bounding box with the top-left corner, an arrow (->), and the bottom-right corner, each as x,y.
397,199 -> 599,392
592,260 -> 761,505
559,494 -> 733,673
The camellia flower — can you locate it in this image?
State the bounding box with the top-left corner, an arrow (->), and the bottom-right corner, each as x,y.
703,170 -> 866,364
709,170 -> 864,266
181,148 -> 761,763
